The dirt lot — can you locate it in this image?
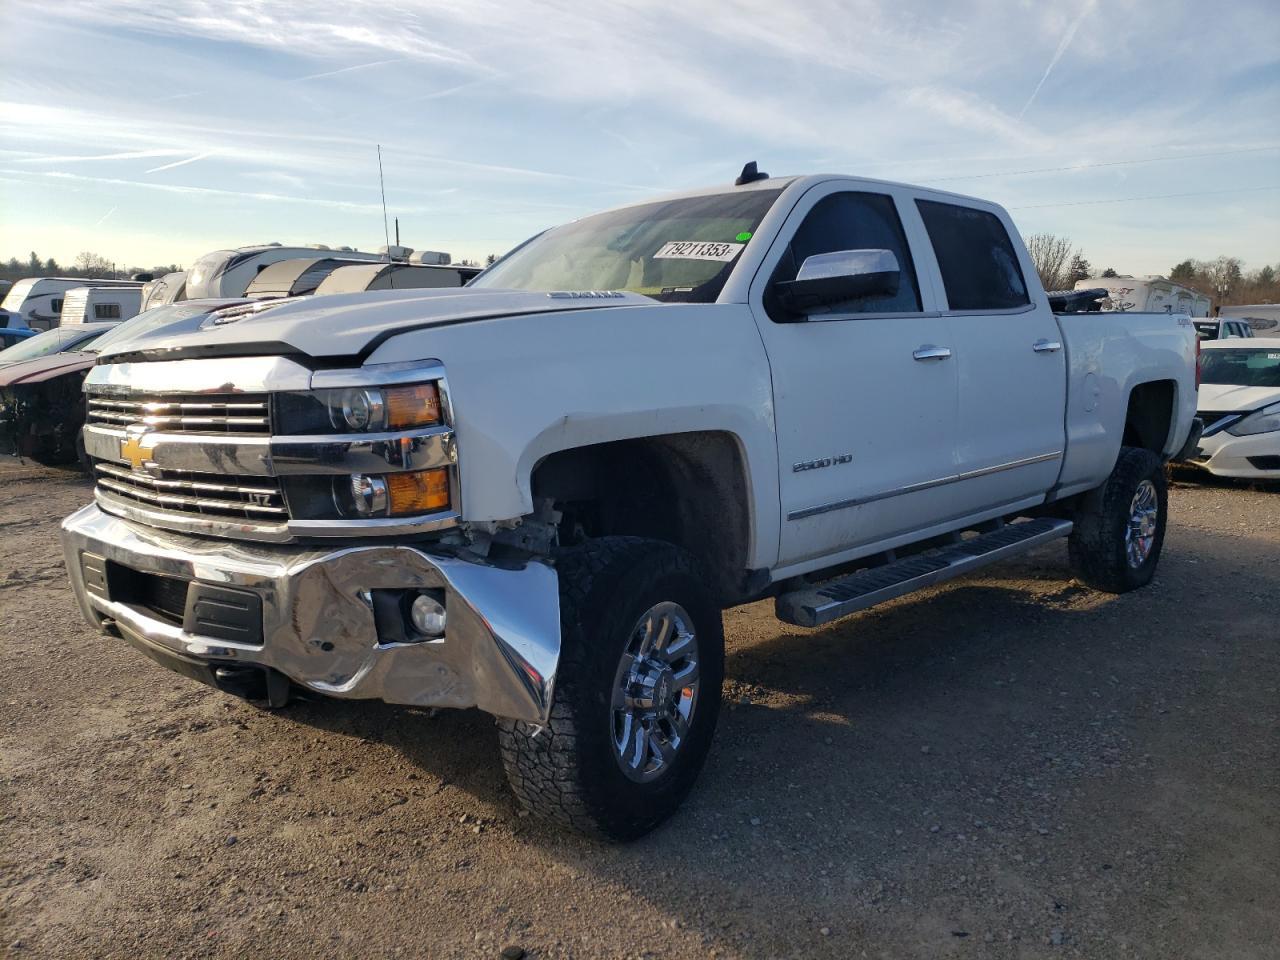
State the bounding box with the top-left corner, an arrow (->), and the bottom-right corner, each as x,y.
0,459 -> 1276,960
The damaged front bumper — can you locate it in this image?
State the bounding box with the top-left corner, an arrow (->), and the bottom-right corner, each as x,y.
60,504 -> 561,723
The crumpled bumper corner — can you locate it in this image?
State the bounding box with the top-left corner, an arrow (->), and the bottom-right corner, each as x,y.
60,504 -> 562,723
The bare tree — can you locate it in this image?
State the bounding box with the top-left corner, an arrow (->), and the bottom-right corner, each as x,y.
1025,233 -> 1081,291
72,251 -> 112,279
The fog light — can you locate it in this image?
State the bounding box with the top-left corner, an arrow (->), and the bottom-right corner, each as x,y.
410,593 -> 447,637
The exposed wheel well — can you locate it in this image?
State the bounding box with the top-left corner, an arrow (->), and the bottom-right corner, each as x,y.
1122,380 -> 1176,454
530,432 -> 753,606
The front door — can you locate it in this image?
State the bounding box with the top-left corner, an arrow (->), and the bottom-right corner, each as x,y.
749,184 -> 959,571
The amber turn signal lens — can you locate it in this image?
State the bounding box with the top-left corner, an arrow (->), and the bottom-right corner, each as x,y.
385,383 -> 441,429
386,468 -> 450,515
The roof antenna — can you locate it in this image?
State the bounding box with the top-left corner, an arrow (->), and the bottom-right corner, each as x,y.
376,144 -> 395,289
735,160 -> 769,186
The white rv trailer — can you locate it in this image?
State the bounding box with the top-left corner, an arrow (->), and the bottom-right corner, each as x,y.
185,244 -> 391,299
242,257 -> 391,300
0,277 -> 143,331
138,271 -> 187,312
58,286 -> 144,325
1074,276 -> 1210,317
313,261 -> 481,296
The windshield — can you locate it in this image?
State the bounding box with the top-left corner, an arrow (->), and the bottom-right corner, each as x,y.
1200,348 -> 1280,387
0,324 -> 103,363
1,279 -> 39,311
471,189 -> 784,303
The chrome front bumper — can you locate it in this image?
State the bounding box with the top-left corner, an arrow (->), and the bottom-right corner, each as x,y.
60,504 -> 561,723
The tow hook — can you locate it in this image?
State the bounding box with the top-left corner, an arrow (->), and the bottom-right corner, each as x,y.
212,664 -> 291,709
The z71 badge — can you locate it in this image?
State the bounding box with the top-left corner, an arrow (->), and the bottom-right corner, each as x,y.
793,454 -> 852,473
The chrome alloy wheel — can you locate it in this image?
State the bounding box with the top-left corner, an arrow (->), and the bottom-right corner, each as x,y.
611,601 -> 701,783
1125,479 -> 1159,568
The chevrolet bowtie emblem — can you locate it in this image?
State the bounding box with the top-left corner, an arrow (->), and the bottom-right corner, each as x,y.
120,432 -> 153,471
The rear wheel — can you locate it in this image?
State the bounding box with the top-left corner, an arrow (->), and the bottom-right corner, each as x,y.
497,537 -> 723,841
1068,446 -> 1167,593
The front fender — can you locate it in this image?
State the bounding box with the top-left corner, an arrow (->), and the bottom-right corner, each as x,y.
364,303 -> 781,570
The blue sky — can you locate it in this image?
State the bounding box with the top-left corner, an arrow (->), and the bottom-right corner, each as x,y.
1,0 -> 1276,275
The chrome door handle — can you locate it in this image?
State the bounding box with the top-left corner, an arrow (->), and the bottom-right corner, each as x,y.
913,345 -> 952,361
1033,339 -> 1063,353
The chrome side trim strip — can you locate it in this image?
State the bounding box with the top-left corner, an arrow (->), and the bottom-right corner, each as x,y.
787,452 -> 1062,521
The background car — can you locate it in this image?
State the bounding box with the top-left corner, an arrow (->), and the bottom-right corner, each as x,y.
0,321 -> 119,368
1193,337 -> 1280,480
0,327 -> 39,350
1193,318 -> 1255,341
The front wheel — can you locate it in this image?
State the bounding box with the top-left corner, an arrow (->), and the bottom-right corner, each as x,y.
498,537 -> 724,841
1068,446 -> 1168,593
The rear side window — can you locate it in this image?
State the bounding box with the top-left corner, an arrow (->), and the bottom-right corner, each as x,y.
767,191 -> 921,319
916,200 -> 1030,311
94,303 -> 122,320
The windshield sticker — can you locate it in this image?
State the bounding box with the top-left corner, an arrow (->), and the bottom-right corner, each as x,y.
654,241 -> 744,262
735,231 -> 753,242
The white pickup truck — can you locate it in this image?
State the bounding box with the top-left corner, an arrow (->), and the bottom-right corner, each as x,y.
61,167 -> 1200,840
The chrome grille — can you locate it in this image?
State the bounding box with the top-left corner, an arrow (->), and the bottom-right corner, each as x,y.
94,462 -> 287,520
86,393 -> 271,434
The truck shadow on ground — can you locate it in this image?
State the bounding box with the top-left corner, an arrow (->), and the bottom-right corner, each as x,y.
270,527 -> 1276,952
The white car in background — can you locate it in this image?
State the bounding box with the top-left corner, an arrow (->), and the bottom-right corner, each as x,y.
1194,337 -> 1280,480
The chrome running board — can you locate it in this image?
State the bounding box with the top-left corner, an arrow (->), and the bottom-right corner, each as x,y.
776,518 -> 1073,628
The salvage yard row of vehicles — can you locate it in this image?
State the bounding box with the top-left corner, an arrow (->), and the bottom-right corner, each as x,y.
51,165 -> 1208,841
0,245 -> 477,465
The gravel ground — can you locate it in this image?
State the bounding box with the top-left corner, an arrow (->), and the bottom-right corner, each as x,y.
1,459 -> 1276,960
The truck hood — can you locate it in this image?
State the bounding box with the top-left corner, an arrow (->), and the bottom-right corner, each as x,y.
1197,383 -> 1280,412
95,288 -> 658,362
0,351 -> 95,387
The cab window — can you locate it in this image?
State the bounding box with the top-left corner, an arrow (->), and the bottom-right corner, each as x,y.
916,199 -> 1030,311
766,191 -> 921,322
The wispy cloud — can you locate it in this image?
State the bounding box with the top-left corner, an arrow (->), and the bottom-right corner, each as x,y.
2,0 -> 1276,273
14,149 -> 189,165
1019,0 -> 1099,118
292,57 -> 405,83
144,152 -> 211,174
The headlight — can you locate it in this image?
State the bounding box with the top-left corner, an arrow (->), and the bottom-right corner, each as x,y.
1227,401 -> 1280,436
339,467 -> 450,517
282,466 -> 453,521
275,381 -> 443,434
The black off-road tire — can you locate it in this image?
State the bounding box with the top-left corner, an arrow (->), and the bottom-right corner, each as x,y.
1068,446 -> 1167,593
497,537 -> 724,841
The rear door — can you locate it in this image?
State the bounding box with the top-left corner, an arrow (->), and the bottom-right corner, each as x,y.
914,198 -> 1067,515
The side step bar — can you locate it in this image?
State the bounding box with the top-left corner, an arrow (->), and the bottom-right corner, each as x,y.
776,517 -> 1073,628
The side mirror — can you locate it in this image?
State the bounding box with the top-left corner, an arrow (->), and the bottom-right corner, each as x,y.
774,249 -> 900,314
